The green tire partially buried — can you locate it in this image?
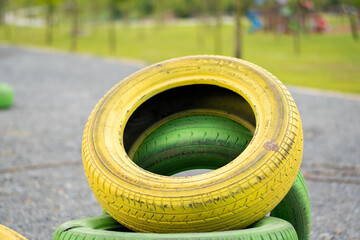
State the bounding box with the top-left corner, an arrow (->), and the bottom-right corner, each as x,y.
0,82 -> 14,109
52,216 -> 298,240
271,171 -> 311,240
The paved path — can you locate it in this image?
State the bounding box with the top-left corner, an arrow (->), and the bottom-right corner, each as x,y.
0,46 -> 359,240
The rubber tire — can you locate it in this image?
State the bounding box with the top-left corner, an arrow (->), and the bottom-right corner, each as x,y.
102,208 -> 109,216
101,111 -> 253,216
132,113 -> 310,240
131,114 -> 253,176
0,82 -> 14,109
101,153 -> 310,238
102,115 -> 311,239
0,224 -> 27,240
82,55 -> 303,232
52,216 -> 298,240
271,171 -> 311,240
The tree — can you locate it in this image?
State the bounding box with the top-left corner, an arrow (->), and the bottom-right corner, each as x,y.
0,0 -> 7,25
343,0 -> 360,9
108,0 -> 118,53
68,0 -> 79,52
233,0 -> 252,59
31,0 -> 63,45
214,0 -> 222,54
195,0 -> 210,51
234,0 -> 243,58
207,0 -> 224,54
43,0 -> 59,45
152,0 -> 166,28
342,0 -> 360,41
285,0 -> 303,54
89,0 -> 101,34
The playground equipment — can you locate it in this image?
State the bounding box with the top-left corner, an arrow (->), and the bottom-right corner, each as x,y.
246,10 -> 263,33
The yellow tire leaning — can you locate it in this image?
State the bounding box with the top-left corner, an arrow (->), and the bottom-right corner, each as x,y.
0,225 -> 27,240
82,56 -> 303,233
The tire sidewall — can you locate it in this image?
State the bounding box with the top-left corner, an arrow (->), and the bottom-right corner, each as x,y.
82,55 -> 303,232
85,56 -> 300,193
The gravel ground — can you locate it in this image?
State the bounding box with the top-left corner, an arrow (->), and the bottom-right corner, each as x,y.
0,46 -> 359,240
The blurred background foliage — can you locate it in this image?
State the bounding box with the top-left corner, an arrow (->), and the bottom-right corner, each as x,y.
0,0 -> 359,93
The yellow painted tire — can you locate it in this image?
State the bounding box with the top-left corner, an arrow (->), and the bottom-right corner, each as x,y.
82,55 -> 303,233
0,225 -> 27,240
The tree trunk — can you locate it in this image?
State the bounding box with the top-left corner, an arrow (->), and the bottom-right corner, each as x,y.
5,24 -> 11,41
214,0 -> 222,55
108,21 -> 116,53
196,0 -> 210,50
70,0 -> 79,52
293,1 -> 301,55
0,0 -> 5,25
293,29 -> 301,55
153,0 -> 165,29
46,2 -> 54,45
0,0 -> 11,40
90,0 -> 100,34
234,0 -> 242,59
349,13 -> 359,41
108,1 -> 117,54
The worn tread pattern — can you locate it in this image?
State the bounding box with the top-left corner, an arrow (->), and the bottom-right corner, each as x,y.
52,216 -> 298,240
131,115 -> 310,240
83,118 -> 302,233
271,171 -> 311,240
82,56 -> 303,233
132,114 -> 253,175
83,126 -> 302,233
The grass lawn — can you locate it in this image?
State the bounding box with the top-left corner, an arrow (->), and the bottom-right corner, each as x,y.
1,23 -> 360,94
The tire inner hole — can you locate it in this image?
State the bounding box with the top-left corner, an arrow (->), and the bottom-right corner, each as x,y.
124,84 -> 256,176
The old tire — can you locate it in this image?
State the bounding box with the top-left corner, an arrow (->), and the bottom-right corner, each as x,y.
132,113 -> 310,240
0,82 -> 14,109
130,113 -> 253,176
271,171 -> 311,240
82,55 -> 303,232
0,225 -> 27,240
53,216 -> 298,240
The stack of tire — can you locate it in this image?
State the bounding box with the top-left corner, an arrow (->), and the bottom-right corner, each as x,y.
53,56 -> 311,240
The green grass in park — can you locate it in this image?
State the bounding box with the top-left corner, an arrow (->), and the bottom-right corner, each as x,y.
1,23 -> 360,94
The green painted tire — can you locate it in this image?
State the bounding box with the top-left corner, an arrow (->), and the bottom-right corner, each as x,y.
130,113 -> 253,176
52,216 -> 297,240
0,82 -> 14,109
271,171 -> 311,240
130,113 -> 310,239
